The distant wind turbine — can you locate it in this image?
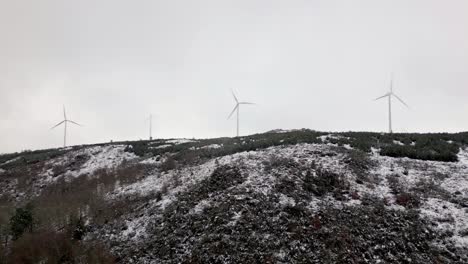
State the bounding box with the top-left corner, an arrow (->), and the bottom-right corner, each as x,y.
146,114 -> 153,140
228,90 -> 255,137
374,74 -> 409,133
51,106 -> 82,147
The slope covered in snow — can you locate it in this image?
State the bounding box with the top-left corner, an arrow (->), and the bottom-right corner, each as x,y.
0,131 -> 467,263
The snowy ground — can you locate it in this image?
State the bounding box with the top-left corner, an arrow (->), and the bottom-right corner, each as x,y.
1,138 -> 467,262
100,143 -> 468,257
13,145 -> 140,196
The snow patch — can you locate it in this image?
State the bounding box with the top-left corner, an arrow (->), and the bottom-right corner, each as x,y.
201,144 -> 222,150
227,211 -> 243,226
152,144 -> 172,149
37,145 -> 138,186
67,145 -> 137,177
139,156 -> 160,165
122,216 -> 149,240
191,199 -> 212,214
343,144 -> 353,150
1,157 -> 21,166
278,194 -> 296,207
166,139 -> 196,145
458,148 -> 468,166
420,198 -> 468,248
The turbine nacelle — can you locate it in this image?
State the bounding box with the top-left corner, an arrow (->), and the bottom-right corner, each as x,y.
374,74 -> 409,133
228,90 -> 255,137
375,91 -> 409,108
51,106 -> 82,147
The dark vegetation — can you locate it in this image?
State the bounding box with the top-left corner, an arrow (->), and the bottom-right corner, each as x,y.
9,205 -> 34,241
326,131 -> 468,162
303,168 -> 350,200
262,154 -> 298,172
119,165 -> 455,263
388,176 -> 422,209
0,162 -> 149,263
1,130 -> 467,170
121,130 -> 468,164
0,203 -> 115,263
0,148 -> 76,171
343,149 -> 377,185
125,129 -> 325,165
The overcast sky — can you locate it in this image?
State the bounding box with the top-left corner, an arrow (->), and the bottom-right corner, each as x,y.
1,0 -> 467,153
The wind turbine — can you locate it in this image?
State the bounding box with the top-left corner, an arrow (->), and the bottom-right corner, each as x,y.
228,90 -> 255,137
51,106 -> 82,147
146,114 -> 153,140
374,74 -> 409,133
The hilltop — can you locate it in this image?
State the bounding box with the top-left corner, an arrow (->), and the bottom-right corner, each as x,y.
0,130 -> 468,263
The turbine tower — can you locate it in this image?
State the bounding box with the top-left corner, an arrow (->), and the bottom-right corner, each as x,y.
51,106 -> 82,148
147,114 -> 153,140
228,90 -> 255,137
374,74 -> 409,133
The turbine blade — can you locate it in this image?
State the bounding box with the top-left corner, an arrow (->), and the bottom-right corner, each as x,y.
51,120 -> 65,130
63,105 -> 67,120
392,93 -> 409,108
231,89 -> 239,103
68,120 -> 82,126
227,104 -> 239,119
374,93 -> 390,101
239,102 -> 255,105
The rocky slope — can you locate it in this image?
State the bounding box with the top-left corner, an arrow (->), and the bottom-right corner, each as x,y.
0,130 -> 467,263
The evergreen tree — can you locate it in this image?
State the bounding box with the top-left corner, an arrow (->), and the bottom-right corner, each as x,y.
10,204 -> 34,240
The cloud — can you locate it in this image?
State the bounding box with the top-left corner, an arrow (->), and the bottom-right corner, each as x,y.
1,0 -> 468,152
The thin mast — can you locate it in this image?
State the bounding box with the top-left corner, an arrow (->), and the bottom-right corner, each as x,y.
64,121 -> 67,147
236,106 -> 240,137
388,95 -> 392,133
149,114 -> 152,140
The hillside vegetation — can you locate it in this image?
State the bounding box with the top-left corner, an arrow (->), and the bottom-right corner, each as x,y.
124,130 -> 468,162
0,130 -> 467,263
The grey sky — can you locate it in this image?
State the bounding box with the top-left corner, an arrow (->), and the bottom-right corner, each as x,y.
1,0 -> 467,153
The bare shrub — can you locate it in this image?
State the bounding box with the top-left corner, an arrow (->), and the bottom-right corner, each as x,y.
386,176 -> 422,208
395,192 -> 421,208
411,178 -> 449,199
344,150 -> 375,181
160,156 -> 177,172
0,196 -> 14,245
303,168 -> 350,200
8,231 -> 115,264
171,173 -> 182,188
430,171 -> 450,181
90,196 -> 132,225
113,163 -> 148,185
32,163 -> 147,233
387,175 -> 404,195
176,150 -> 199,165
51,164 -> 68,177
262,155 -> 296,172
160,182 -> 169,195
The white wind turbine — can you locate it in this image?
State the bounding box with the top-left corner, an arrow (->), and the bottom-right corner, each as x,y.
51,106 -> 82,147
146,114 -> 153,140
374,74 -> 409,133
228,90 -> 255,137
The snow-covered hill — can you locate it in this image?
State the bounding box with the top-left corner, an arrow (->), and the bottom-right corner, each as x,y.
0,131 -> 467,263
